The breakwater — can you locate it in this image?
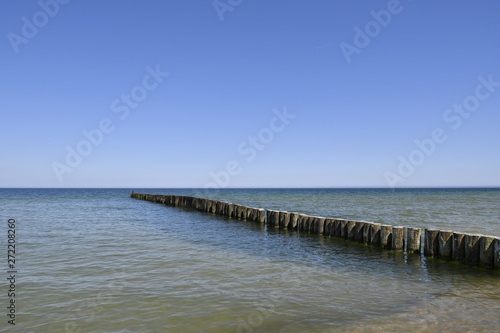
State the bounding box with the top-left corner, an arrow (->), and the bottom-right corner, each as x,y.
131,192 -> 500,270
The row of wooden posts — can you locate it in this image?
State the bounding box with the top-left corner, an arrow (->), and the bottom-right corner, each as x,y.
131,192 -> 500,270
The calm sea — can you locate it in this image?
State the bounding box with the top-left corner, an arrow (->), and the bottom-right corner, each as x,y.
1,188 -> 499,332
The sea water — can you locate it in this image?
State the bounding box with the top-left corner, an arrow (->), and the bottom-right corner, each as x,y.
1,188 -> 499,332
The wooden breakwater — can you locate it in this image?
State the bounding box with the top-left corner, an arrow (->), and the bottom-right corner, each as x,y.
130,192 -> 500,270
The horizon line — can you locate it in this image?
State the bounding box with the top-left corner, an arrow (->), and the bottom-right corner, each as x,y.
2,186 -> 500,189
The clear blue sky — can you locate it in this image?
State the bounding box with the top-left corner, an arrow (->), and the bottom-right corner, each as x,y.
1,0 -> 499,188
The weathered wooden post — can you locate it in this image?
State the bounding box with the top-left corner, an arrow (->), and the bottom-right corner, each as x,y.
267,210 -> 279,228
324,218 -> 334,236
407,228 -> 422,254
266,210 -> 272,226
302,215 -> 311,233
240,206 -> 248,220
246,207 -> 254,221
257,209 -> 266,223
380,225 -> 392,249
438,230 -> 454,260
392,226 -> 405,251
425,229 -> 439,257
465,234 -> 481,266
494,238 -> 500,270
352,221 -> 363,243
339,220 -> 348,239
289,213 -> 299,230
361,222 -> 371,244
315,217 -> 325,235
346,221 -> 356,240
279,211 -> 290,229
479,235 -> 495,268
332,219 -> 341,237
232,205 -> 239,219
369,223 -> 381,247
310,215 -> 318,233
227,203 -> 234,218
253,208 -> 260,221
310,217 -> 318,234
354,221 -> 363,242
452,232 -> 466,263
297,214 -> 306,232
464,234 -> 481,265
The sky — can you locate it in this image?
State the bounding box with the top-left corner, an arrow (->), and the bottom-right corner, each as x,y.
1,0 -> 499,188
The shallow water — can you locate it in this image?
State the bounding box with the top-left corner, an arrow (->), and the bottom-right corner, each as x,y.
1,188 -> 499,332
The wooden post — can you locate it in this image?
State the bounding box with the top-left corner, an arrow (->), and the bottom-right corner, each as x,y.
438,230 -> 453,260
270,210 -> 280,228
311,217 -> 319,233
316,217 -> 325,235
310,215 -> 318,233
324,218 -> 334,236
369,223 -> 381,247
289,213 -> 299,230
479,236 -> 495,269
279,211 -> 290,229
233,204 -> 240,219
247,207 -> 255,221
464,234 -> 481,266
241,206 -> 249,220
494,238 -> 500,270
339,220 -> 348,239
304,215 -> 312,233
392,226 -> 405,251
266,210 -> 274,227
296,214 -> 305,232
309,217 -> 317,233
258,209 -> 266,223
452,232 -> 466,263
362,222 -> 372,244
425,229 -> 439,257
380,225 -> 392,249
407,228 -> 422,254
331,219 -> 340,237
347,221 -> 356,240
353,221 -> 364,243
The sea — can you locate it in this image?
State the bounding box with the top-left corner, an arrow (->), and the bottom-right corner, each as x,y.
1,188 -> 499,332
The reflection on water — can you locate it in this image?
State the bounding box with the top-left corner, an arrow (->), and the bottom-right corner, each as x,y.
1,188 -> 499,332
